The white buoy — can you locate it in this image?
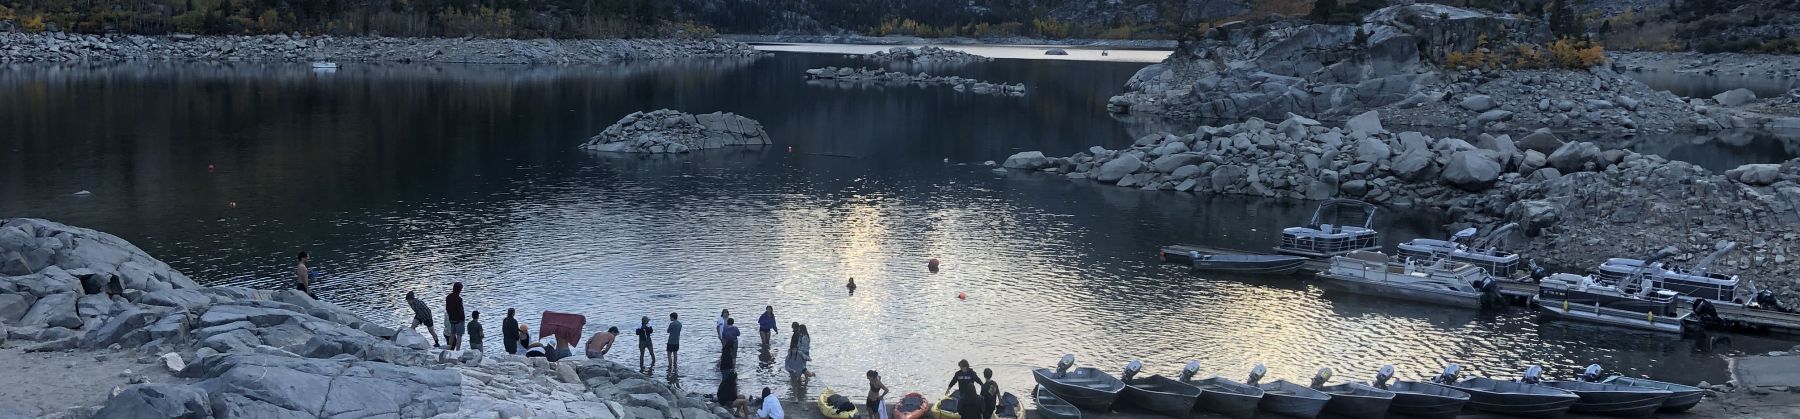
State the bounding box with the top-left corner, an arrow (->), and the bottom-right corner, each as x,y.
73,190 -> 92,196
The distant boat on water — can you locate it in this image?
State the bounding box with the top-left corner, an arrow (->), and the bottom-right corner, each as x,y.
310,61 -> 339,69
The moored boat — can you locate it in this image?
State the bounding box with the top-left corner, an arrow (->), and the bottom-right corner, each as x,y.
1032,356 -> 1126,411
1316,380 -> 1392,419
891,392 -> 932,419
1276,199 -> 1380,257
817,388 -> 860,419
310,61 -> 339,69
1396,224 -> 1527,278
1158,245 -> 1308,275
1177,362 -> 1262,419
1247,365 -> 1331,419
1600,376 -> 1704,413
1314,250 -> 1499,308
1541,380 -> 1672,417
1117,361 -> 1201,417
1533,273 -> 1691,333
1370,365 -> 1469,419
932,391 -> 963,419
1034,387 -> 1081,419
1595,243 -> 1739,302
1446,367 -> 1579,418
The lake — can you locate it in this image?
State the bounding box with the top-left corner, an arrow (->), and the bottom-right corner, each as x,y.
0,49 -> 1790,405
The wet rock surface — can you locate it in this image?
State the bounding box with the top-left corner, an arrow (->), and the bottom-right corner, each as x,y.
1000,112 -> 1800,307
861,46 -> 992,65
0,32 -> 763,64
0,218 -> 740,419
581,110 -> 771,153
805,66 -> 1026,96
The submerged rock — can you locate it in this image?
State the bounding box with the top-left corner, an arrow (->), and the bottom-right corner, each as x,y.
580,109 -> 770,154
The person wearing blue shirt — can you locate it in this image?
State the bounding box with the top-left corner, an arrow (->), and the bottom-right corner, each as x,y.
757,306 -> 778,347
720,317 -> 741,371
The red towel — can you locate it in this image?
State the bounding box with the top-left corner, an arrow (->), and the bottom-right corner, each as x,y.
539,311 -> 586,344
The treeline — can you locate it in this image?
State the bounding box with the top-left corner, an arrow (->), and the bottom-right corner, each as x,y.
0,0 -> 703,38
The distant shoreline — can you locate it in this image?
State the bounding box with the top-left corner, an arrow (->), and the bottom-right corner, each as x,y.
0,31 -> 762,64
723,33 -> 1176,50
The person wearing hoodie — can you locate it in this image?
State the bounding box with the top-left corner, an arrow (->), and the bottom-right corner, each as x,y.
502,308 -> 520,354
444,282 -> 466,350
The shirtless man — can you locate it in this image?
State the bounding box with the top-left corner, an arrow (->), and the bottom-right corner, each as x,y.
586,327 -> 620,360
294,252 -> 316,298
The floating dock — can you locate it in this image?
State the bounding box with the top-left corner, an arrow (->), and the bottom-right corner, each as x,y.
1159,243 -> 1800,335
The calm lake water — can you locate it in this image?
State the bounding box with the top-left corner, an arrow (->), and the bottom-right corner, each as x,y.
1,50 -> 1793,406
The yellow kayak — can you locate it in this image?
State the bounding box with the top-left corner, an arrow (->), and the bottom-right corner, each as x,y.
932,393 -> 963,419
819,388 -> 861,419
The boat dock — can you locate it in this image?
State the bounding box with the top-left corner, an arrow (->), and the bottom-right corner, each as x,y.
1159,244 -> 1800,336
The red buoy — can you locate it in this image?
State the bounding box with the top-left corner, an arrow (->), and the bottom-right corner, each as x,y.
957,292 -> 967,300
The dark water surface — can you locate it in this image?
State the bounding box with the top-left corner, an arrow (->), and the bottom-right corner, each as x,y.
2,52 -> 1791,404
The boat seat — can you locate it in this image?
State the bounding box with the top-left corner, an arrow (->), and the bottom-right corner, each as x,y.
1320,224 -> 1335,234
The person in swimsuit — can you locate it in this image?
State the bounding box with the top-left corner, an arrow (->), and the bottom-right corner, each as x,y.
586,327 -> 619,360
666,312 -> 683,371
945,360 -> 985,419
866,370 -> 890,419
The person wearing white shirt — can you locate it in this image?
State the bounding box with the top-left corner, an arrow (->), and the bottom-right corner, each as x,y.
756,387 -> 783,419
716,309 -> 729,340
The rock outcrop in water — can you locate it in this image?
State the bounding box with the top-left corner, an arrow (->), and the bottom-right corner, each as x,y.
0,217 -> 741,418
0,32 -> 762,64
805,67 -> 1026,96
1107,4 -> 1718,134
863,46 -> 992,65
1001,113 -> 1800,307
582,110 -> 771,153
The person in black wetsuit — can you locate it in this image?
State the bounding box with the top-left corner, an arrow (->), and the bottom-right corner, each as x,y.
502,308 -> 520,355
944,360 -> 985,419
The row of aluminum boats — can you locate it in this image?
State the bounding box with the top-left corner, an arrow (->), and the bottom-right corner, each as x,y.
1162,198 -> 1795,334
1032,356 -> 1704,419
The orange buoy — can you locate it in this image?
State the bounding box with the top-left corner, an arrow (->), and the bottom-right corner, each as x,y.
957,292 -> 967,300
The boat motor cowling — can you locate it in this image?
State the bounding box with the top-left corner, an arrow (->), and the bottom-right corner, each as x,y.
1246,364 -> 1267,386
1310,368 -> 1333,389
1178,361 -> 1202,383
1580,364 -> 1605,383
1122,360 -> 1143,381
1055,355 -> 1076,377
1373,365 -> 1396,390
1432,364 -> 1461,384
1521,365 -> 1544,384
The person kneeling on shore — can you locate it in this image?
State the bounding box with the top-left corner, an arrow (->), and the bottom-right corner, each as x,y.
756,387 -> 784,419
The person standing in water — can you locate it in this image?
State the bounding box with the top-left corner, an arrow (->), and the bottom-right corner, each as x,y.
716,309 -> 730,341
294,252 -> 316,299
467,310 -> 485,352
444,282 -> 466,350
866,370 -> 890,419
945,360 -> 984,419
405,291 -> 440,347
783,323 -> 814,381
720,317 -> 741,371
757,306 -> 778,347
666,312 -> 683,372
635,316 -> 657,371
980,368 -> 999,419
502,308 -> 520,355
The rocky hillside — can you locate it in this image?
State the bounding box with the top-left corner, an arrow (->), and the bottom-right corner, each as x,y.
1002,111 -> 1800,307
0,32 -> 762,64
0,218 -> 742,418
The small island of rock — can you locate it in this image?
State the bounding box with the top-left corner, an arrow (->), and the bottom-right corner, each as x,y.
580,109 -> 770,153
864,46 -> 992,65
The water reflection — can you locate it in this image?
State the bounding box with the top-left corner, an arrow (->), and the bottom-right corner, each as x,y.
0,56 -> 1792,401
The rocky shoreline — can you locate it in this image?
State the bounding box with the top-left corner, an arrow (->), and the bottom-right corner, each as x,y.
1106,4 -> 1746,136
804,67 -> 1026,96
1611,51 -> 1800,79
0,32 -> 762,64
861,46 -> 991,65
581,110 -> 771,153
1002,110 -> 1800,307
0,218 -> 741,418
724,33 -> 1176,49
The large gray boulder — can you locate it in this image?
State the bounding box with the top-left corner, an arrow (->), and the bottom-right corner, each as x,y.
1547,142 -> 1603,173
1390,148 -> 1436,181
1151,153 -> 1207,173
1002,151 -> 1053,170
1459,95 -> 1496,112
0,293 -> 34,324
1346,111 -> 1384,136
82,307 -> 162,350
1354,138 -> 1392,163
580,110 -> 769,154
94,384 -> 212,419
1514,128 -> 1565,155
1727,164 -> 1783,186
0,218 -> 201,291
19,292 -> 80,329
1210,165 -> 1247,191
1095,157 -> 1145,183
184,354 -> 461,418
1713,88 -> 1757,106
1442,151 -> 1503,190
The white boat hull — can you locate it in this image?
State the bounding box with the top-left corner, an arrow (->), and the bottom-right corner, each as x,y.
1532,296 -> 1689,333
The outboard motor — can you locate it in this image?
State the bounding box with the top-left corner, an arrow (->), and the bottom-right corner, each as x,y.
1178,361 -> 1202,383
1527,259 -> 1548,282
1055,355 -> 1075,378
1310,368 -> 1333,390
1246,364 -> 1267,386
1431,364 -> 1461,385
1520,365 -> 1544,384
1692,298 -> 1722,323
1755,290 -> 1794,313
1580,364 -> 1605,383
1372,365 -> 1396,390
1122,360 -> 1143,382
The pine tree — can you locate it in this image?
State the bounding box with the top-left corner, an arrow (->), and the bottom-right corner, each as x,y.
1548,0 -> 1582,39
